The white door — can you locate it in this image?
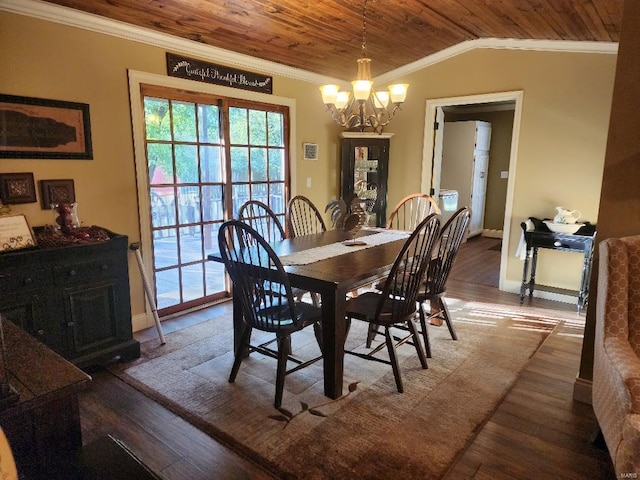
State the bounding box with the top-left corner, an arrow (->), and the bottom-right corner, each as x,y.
469,151 -> 489,235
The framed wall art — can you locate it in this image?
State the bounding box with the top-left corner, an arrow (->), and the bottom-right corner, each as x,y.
0,94 -> 93,159
39,179 -> 75,209
0,173 -> 37,204
0,215 -> 36,252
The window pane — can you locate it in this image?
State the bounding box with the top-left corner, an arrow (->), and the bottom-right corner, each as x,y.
249,109 -> 267,146
144,98 -> 171,141
200,145 -> 222,183
180,225 -> 203,263
250,147 -> 267,182
250,183 -> 268,205
202,185 -> 223,222
270,183 -> 286,215
175,145 -> 198,183
232,184 -> 250,218
153,229 -> 179,269
147,144 -> 174,184
172,101 -> 197,142
268,148 -> 284,181
268,112 -> 283,146
203,223 -> 221,259
156,267 -> 180,309
198,104 -> 220,143
230,146 -> 249,182
205,261 -> 225,296
150,187 -> 176,228
229,107 -> 248,144
182,263 -> 204,301
178,186 -> 201,225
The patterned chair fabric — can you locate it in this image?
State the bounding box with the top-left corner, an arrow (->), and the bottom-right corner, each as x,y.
592,235 -> 640,477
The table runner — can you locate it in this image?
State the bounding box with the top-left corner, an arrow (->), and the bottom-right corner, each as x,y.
279,230 -> 409,266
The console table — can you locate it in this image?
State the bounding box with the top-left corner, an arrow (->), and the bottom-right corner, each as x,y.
519,222 -> 596,313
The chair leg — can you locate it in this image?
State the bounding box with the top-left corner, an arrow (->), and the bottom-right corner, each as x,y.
366,323 -> 378,348
313,323 -> 324,354
384,327 -> 404,393
407,318 -> 428,369
439,298 -> 457,340
229,325 -> 252,383
418,304 -> 432,358
311,292 -> 321,307
274,335 -> 290,408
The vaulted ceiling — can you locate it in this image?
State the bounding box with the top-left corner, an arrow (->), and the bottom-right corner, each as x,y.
41,0 -> 623,80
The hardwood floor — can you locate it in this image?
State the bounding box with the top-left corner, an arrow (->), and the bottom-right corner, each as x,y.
77,235 -> 616,479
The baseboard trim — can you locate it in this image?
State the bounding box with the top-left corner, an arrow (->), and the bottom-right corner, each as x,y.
573,376 -> 593,404
482,229 -> 503,239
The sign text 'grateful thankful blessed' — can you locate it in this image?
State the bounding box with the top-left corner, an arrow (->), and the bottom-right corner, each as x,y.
166,53 -> 273,94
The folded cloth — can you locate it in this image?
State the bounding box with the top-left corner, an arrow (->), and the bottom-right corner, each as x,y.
515,219 -> 534,260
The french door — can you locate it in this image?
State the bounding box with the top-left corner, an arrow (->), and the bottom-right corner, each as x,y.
141,85 -> 290,316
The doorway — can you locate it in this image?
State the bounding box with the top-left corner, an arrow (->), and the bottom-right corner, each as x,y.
420,91 -> 524,291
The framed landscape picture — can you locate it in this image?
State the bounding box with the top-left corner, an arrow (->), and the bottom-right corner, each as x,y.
0,94 -> 92,159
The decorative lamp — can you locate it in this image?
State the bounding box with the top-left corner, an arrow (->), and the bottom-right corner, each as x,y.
319,0 -> 409,134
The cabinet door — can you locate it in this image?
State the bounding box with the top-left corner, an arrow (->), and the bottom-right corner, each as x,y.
63,282 -> 122,356
341,137 -> 389,227
0,292 -> 63,352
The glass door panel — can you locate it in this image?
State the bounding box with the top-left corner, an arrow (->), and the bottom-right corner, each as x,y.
142,89 -> 289,316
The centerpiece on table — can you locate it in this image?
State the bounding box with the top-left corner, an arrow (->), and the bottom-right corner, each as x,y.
325,193 -> 368,245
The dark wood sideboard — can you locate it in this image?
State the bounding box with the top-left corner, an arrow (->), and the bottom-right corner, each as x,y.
0,228 -> 140,369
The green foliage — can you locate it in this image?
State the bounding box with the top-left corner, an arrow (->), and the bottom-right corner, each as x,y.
144,97 -> 284,185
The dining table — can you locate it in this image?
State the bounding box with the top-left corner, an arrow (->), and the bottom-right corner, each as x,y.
208,227 -> 409,399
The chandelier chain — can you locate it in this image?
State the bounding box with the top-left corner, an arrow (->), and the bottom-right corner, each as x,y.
361,0 -> 368,58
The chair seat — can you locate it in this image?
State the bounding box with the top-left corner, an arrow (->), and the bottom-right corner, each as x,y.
254,299 -> 321,330
345,292 -> 416,326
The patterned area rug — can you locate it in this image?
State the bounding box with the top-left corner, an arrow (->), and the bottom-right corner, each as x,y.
111,299 -> 565,479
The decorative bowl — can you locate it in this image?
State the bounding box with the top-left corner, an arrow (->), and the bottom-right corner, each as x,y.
543,221 -> 584,234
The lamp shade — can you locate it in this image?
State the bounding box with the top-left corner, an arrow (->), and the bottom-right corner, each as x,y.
389,84 -> 409,103
352,79 -> 372,101
319,84 -> 340,105
373,91 -> 390,108
335,91 -> 351,109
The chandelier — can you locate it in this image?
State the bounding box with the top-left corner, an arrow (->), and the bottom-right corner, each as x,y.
319,0 -> 409,134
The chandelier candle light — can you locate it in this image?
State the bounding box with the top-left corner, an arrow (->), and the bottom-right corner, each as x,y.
319,0 -> 408,134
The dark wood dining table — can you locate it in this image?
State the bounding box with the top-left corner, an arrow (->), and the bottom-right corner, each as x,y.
208,228 -> 407,399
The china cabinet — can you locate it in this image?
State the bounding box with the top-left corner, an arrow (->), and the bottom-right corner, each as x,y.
340,132 -> 392,227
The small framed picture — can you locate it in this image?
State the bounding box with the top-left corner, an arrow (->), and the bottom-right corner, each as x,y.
0,173 -> 37,204
303,143 -> 318,161
0,214 -> 36,252
39,179 -> 75,209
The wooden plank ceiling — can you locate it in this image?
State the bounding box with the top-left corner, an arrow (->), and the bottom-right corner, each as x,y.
42,0 -> 623,80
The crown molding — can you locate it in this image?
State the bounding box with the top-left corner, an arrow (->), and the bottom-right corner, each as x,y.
2,0 -> 619,87
376,37 -> 618,84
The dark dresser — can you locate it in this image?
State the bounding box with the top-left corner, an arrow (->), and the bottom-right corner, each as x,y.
0,228 -> 140,369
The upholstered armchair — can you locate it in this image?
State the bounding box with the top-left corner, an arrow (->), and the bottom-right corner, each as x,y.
592,235 -> 640,476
